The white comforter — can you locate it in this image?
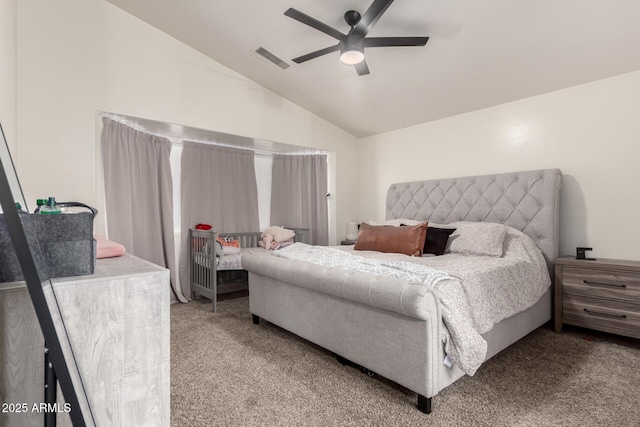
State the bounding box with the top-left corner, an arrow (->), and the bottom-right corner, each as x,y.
271,227 -> 550,376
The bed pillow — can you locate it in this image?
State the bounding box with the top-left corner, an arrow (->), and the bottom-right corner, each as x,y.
424,227 -> 457,256
445,222 -> 508,257
354,222 -> 427,256
365,218 -> 422,227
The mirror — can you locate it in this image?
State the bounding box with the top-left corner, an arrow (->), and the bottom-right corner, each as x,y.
0,122 -> 92,425
0,125 -> 25,214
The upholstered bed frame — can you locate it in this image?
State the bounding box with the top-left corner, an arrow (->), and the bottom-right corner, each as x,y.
244,169 -> 562,414
387,169 -> 561,270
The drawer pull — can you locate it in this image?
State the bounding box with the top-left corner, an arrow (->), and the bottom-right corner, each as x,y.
583,308 -> 627,319
583,280 -> 626,289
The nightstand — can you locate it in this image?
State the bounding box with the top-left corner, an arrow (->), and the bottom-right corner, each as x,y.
554,257 -> 640,339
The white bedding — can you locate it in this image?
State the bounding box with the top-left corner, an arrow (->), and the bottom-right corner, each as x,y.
194,247 -> 267,271
217,253 -> 243,271
271,226 -> 550,375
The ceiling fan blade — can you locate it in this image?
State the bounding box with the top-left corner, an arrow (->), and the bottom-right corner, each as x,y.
354,0 -> 395,36
355,59 -> 370,76
292,44 -> 340,64
364,36 -> 429,47
285,8 -> 344,40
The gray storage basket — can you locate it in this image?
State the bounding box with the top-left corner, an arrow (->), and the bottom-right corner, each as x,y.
0,213 -> 30,282
37,211 -> 97,278
0,203 -> 97,282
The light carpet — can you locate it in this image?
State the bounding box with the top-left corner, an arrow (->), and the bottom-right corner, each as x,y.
171,297 -> 640,426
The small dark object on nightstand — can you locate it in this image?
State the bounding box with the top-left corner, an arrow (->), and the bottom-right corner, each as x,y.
576,247 -> 596,260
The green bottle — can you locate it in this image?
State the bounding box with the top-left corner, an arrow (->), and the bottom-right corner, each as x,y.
39,197 -> 61,214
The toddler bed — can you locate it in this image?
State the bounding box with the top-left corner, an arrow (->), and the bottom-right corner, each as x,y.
243,169 -> 561,414
189,227 -> 307,312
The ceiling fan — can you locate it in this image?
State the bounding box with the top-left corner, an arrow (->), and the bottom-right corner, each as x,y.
285,0 -> 429,76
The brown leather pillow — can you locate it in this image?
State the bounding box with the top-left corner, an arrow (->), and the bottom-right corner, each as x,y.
354,222 -> 428,256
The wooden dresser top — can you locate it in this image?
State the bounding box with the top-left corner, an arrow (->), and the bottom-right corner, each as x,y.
555,256 -> 640,272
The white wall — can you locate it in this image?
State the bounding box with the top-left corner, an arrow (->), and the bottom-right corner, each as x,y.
358,70 -> 640,261
0,0 -> 17,155
15,0 -> 359,243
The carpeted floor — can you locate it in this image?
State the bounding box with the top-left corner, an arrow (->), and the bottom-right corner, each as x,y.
170,297 -> 640,426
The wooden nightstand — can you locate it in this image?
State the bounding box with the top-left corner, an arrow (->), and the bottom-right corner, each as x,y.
554,257 -> 640,339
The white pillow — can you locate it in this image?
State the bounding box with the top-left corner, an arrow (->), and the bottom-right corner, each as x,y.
445,222 -> 509,257
366,218 -> 422,227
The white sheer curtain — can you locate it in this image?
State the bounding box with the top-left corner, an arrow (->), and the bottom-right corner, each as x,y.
270,154 -> 328,245
101,117 -> 182,301
179,142 -> 260,299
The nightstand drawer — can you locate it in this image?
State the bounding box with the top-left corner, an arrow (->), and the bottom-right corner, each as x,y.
562,267 -> 640,302
563,294 -> 640,339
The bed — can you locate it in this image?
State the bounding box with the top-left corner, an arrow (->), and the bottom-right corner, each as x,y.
242,169 -> 561,414
189,228 -> 308,312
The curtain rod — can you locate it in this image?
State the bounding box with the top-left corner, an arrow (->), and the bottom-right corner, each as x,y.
172,139 -> 275,157
100,112 -> 327,157
172,140 -> 325,157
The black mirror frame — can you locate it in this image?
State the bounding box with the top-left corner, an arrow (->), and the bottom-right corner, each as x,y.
0,125 -> 88,426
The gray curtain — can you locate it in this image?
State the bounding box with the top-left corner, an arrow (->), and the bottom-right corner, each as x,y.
101,117 -> 182,301
270,154 -> 328,245
180,142 -> 259,299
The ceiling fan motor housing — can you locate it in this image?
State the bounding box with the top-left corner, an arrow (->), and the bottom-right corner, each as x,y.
344,10 -> 361,27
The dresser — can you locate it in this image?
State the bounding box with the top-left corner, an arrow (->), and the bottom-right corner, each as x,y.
0,254 -> 170,426
554,257 -> 640,339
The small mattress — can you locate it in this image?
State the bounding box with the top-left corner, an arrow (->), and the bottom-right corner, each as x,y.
194,247 -> 268,271
217,253 -> 243,271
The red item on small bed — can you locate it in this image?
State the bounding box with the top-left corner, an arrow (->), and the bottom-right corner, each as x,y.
195,223 -> 212,230
94,235 -> 126,259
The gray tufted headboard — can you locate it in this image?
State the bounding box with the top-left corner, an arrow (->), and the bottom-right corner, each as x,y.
386,169 -> 562,270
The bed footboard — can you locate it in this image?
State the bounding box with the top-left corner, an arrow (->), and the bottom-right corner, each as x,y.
248,271 -> 443,407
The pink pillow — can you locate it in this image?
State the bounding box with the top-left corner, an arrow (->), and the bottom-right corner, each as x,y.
94,235 -> 126,259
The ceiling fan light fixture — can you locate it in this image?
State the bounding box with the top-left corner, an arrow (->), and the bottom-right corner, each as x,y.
340,48 -> 365,65
286,1 -> 429,75
340,37 -> 365,65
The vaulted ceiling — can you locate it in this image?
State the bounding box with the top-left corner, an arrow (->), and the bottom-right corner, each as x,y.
105,0 -> 640,137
